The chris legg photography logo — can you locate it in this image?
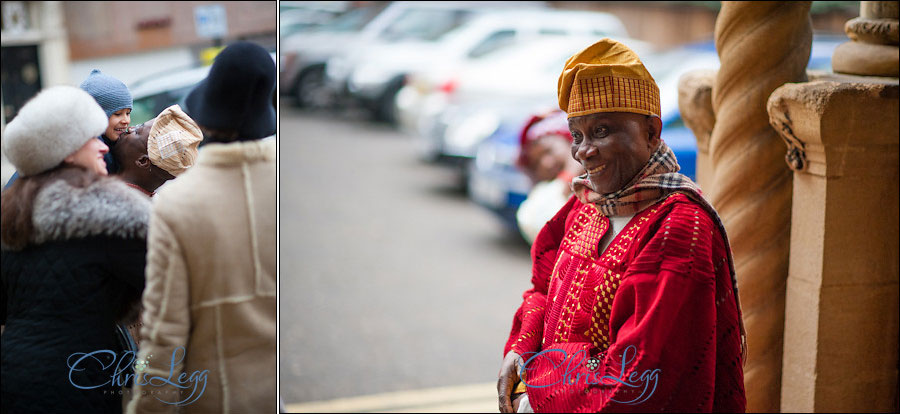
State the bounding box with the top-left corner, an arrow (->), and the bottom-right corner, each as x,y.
519,345 -> 661,405
67,346 -> 208,406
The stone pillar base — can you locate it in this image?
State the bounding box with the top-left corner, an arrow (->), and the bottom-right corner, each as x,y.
832,40 -> 899,77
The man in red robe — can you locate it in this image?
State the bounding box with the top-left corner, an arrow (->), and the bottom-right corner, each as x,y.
497,39 -> 747,413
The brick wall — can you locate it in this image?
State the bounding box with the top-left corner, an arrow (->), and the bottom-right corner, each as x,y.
64,1 -> 276,61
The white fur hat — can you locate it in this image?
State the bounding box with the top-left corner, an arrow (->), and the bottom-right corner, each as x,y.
2,86 -> 108,176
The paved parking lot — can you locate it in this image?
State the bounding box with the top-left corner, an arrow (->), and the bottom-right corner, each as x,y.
279,107 -> 533,409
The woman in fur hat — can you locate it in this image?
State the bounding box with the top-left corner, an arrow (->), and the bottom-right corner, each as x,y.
0,86 -> 150,413
2,69 -> 133,189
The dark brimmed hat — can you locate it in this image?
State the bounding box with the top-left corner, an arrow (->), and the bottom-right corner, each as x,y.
184,42 -> 275,140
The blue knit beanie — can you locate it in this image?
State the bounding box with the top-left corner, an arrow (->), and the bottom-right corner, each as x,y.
79,69 -> 132,117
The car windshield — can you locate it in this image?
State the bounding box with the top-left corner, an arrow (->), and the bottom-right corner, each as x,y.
318,5 -> 384,32
131,84 -> 194,125
378,9 -> 474,42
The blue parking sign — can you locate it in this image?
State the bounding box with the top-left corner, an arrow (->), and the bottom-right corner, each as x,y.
194,4 -> 228,39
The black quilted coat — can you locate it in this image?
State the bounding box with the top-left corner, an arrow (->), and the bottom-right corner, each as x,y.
1,177 -> 150,413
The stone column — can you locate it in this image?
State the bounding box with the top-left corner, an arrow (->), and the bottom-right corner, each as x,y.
768,74 -> 899,413
708,2 -> 812,411
37,1 -> 71,87
832,1 -> 899,77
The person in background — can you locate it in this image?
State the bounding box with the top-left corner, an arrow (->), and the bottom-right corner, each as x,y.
127,41 -> 276,414
1,86 -> 150,413
515,109 -> 584,244
497,39 -> 746,413
112,104 -> 203,198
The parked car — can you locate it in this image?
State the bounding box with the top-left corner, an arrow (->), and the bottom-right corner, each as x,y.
288,1 -> 508,110
129,65 -> 212,125
280,2 -> 390,108
129,51 -> 276,125
280,8 -> 343,38
401,35 -> 651,163
325,5 -> 625,123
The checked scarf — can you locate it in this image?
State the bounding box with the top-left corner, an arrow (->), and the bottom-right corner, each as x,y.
571,141 -> 748,362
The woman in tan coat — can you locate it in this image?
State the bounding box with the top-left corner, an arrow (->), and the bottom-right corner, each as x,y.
126,42 -> 276,414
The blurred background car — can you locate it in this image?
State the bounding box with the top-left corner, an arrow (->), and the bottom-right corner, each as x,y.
291,1 -> 507,113
400,35 -> 652,164
280,1 -> 358,38
280,2 -> 392,109
324,2 -> 606,123
130,64 -> 212,125
129,51 -> 276,125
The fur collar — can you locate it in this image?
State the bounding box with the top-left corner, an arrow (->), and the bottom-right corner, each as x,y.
25,177 -> 151,248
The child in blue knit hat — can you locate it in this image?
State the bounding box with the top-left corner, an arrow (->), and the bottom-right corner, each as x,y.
79,69 -> 133,174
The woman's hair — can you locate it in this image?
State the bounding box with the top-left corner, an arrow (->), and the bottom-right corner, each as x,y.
1,164 -> 102,250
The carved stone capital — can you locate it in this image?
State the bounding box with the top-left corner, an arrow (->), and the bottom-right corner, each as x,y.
845,16 -> 899,45
677,69 -> 716,189
678,69 -> 717,153
767,75 -> 899,177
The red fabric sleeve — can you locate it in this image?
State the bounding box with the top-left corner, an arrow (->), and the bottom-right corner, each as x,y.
504,195 -> 579,357
523,200 -> 744,412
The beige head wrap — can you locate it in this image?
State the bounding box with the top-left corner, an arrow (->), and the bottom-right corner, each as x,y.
148,104 -> 203,176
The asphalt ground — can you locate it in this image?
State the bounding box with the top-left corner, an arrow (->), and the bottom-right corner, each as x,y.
279,107 -> 533,408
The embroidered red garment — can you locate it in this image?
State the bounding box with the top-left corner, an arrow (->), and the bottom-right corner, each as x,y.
504,193 -> 745,412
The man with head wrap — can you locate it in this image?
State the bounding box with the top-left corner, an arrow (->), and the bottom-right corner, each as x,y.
126,42 -> 276,414
497,39 -> 747,413
112,104 -> 203,197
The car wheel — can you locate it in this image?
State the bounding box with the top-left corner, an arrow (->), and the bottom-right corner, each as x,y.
294,66 -> 333,109
372,76 -> 405,124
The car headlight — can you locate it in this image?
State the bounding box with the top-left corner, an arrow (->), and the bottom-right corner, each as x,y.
444,112 -> 499,156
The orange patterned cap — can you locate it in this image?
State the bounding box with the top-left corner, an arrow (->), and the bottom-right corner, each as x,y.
558,39 -> 660,119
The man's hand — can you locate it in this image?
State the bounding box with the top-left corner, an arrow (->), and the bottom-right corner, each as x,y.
498,350 -> 524,413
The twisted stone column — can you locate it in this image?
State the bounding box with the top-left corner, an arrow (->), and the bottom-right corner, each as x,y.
708,2 -> 812,411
